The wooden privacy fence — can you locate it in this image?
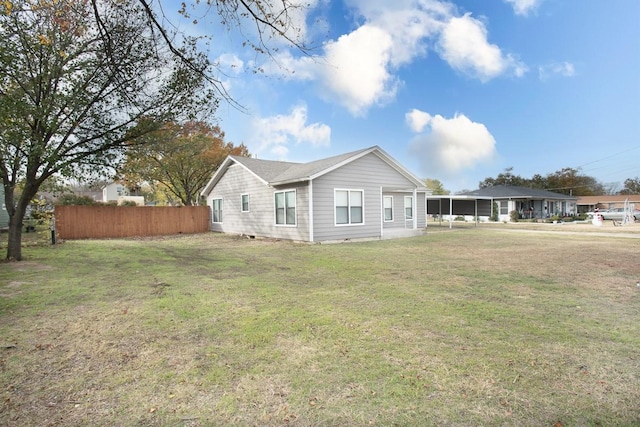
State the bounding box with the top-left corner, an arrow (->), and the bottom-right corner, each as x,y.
54,205 -> 210,239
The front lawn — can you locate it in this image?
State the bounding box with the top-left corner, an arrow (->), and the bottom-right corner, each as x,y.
1,231 -> 638,426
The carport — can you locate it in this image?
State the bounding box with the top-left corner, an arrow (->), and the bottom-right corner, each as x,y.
426,195 -> 494,228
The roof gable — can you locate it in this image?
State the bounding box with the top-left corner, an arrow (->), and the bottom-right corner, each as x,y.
202,146 -> 425,196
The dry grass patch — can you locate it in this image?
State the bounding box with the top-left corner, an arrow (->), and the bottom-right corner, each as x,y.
1,230 -> 639,426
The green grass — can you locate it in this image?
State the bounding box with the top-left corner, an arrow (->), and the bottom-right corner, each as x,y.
1,230 -> 639,426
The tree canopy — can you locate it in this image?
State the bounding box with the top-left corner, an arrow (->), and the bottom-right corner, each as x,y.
620,177 -> 640,195
0,0 -> 214,260
479,167 -> 607,196
423,178 -> 449,195
119,121 -> 249,206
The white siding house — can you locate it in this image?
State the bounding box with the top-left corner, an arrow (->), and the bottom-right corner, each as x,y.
201,146 -> 429,242
460,185 -> 578,221
102,182 -> 130,203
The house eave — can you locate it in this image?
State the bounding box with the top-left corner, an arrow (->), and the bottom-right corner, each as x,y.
270,177 -> 310,187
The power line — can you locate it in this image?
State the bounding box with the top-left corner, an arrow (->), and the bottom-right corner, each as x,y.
576,146 -> 640,169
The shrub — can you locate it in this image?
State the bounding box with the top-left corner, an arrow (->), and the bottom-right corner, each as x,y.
509,210 -> 519,222
548,215 -> 562,223
490,202 -> 499,222
57,194 -> 98,205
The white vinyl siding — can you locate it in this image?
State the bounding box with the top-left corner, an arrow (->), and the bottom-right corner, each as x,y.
312,153 -> 419,241
335,189 -> 364,225
241,194 -> 250,212
383,195 -> 393,222
275,190 -> 296,226
212,198 -> 223,223
204,163 -> 309,240
404,196 -> 413,220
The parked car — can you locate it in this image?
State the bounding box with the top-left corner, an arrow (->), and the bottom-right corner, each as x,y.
587,209 -> 640,221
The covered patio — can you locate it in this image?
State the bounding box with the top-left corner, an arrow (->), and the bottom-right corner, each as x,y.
425,195 -> 493,228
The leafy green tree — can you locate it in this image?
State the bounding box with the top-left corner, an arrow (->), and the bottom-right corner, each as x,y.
423,178 -> 449,195
119,121 -> 249,206
528,174 -> 547,190
479,167 -> 604,196
620,177 -> 640,195
0,0 -> 215,260
544,168 -> 604,196
479,167 -> 527,188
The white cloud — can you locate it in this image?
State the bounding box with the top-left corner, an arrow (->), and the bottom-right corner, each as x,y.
256,1 -> 526,115
215,53 -> 244,75
504,0 -> 542,16
437,13 -> 527,82
249,105 -> 331,159
407,110 -> 497,175
405,108 -> 433,133
318,25 -> 397,116
538,61 -> 576,81
359,2 -> 449,67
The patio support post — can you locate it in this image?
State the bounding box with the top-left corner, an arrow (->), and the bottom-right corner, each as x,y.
413,188 -> 418,230
449,197 -> 453,229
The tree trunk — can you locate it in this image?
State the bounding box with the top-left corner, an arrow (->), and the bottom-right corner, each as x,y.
4,185 -> 34,261
5,204 -> 27,261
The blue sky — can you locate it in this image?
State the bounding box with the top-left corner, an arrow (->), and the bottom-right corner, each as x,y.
177,0 -> 639,193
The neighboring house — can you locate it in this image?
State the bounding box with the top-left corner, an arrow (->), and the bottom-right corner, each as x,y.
102,182 -> 130,203
461,185 -> 578,221
0,186 -> 9,229
576,195 -> 640,214
201,146 -> 429,243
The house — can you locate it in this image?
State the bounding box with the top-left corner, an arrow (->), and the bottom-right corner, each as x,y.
201,146 -> 429,242
576,195 -> 640,214
102,182 -> 130,203
460,185 -> 578,221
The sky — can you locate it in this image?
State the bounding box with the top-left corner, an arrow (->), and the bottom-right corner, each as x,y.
174,0 -> 639,193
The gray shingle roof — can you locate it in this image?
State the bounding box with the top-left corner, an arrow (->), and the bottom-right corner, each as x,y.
229,156 -> 298,182
233,146 -> 377,184
461,185 -> 576,200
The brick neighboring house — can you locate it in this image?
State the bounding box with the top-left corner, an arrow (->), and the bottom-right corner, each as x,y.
576,195 -> 640,214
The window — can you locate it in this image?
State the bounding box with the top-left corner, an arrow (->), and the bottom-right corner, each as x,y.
499,201 -> 508,215
211,198 -> 223,223
275,190 -> 296,225
383,196 -> 393,222
404,196 -> 413,220
335,189 -> 363,225
241,194 -> 250,212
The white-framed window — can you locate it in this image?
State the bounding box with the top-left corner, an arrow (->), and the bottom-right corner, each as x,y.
500,201 -> 508,215
335,189 -> 364,225
404,196 -> 413,220
275,190 -> 296,226
383,196 -> 393,222
241,194 -> 250,212
211,198 -> 223,223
